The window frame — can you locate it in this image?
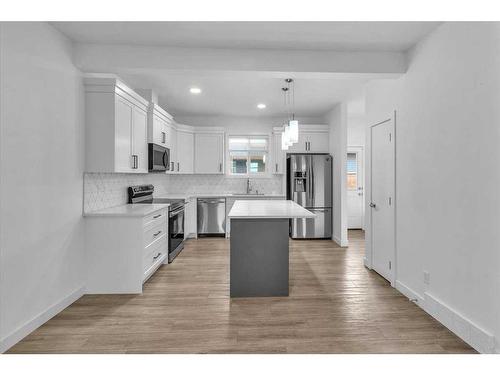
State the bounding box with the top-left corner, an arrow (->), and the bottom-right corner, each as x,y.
226,134 -> 271,178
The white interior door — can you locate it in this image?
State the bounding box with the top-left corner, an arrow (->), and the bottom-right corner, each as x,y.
347,147 -> 364,229
370,118 -> 395,283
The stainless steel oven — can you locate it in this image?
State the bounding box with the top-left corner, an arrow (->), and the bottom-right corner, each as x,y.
128,184 -> 185,263
148,143 -> 170,172
168,203 -> 185,262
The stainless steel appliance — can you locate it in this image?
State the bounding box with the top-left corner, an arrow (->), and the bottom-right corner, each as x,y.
128,184 -> 185,262
287,154 -> 333,239
197,198 -> 226,237
148,143 -> 170,172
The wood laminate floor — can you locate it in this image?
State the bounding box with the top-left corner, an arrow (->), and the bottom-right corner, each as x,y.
8,230 -> 475,353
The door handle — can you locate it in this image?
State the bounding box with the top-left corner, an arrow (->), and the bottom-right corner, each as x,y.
369,202 -> 376,208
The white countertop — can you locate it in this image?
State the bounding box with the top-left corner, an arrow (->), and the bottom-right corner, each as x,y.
84,204 -> 170,217
160,193 -> 286,199
228,200 -> 315,219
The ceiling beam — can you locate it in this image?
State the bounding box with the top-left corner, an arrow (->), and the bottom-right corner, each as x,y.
74,43 -> 407,75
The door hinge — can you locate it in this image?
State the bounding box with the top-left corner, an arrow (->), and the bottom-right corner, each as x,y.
389,261 -> 392,270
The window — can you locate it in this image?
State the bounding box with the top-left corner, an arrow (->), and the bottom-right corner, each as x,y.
347,152 -> 358,189
228,136 -> 269,176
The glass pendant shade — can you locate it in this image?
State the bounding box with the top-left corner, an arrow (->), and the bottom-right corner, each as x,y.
284,125 -> 293,146
288,120 -> 299,143
281,131 -> 289,150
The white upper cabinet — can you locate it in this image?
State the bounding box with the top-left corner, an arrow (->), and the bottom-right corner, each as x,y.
281,125 -> 330,154
167,125 -> 178,173
272,132 -> 285,174
194,132 -> 224,174
304,130 -> 330,152
176,129 -> 194,174
85,75 -> 149,173
148,103 -> 173,148
132,106 -> 148,173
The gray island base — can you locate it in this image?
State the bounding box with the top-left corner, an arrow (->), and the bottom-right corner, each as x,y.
228,200 -> 315,298
230,218 -> 289,297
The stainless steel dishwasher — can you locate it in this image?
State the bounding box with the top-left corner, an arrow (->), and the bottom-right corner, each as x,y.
197,198 -> 226,237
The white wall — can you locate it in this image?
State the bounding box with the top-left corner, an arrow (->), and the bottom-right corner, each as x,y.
347,114 -> 366,147
0,22 -> 85,351
365,22 -> 500,353
325,104 -> 348,246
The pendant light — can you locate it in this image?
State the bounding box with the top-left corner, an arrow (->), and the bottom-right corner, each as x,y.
281,79 -> 299,150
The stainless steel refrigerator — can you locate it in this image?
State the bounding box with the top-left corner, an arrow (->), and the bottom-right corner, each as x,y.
287,154 -> 332,239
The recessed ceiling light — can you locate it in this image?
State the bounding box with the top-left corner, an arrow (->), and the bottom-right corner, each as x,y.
190,87 -> 202,94
257,103 -> 266,109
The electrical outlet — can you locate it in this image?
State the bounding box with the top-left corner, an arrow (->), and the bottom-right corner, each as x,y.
423,271 -> 430,285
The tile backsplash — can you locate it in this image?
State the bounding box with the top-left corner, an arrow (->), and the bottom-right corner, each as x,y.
84,173 -> 284,213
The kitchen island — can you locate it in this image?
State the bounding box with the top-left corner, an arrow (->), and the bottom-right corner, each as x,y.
227,200 -> 315,297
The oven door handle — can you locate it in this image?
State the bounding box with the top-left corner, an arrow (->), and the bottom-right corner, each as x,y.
169,208 -> 184,218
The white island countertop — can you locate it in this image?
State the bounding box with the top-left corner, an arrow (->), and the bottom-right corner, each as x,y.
84,203 -> 170,217
228,200 -> 315,219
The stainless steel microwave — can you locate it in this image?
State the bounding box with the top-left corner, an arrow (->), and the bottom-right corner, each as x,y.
148,143 -> 170,172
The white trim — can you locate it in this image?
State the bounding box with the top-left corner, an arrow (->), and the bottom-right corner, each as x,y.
225,133 -> 272,178
347,145 -> 365,230
333,235 -> 348,247
395,280 -> 424,308
423,292 -> 496,354
368,113 -> 396,285
0,286 -> 85,353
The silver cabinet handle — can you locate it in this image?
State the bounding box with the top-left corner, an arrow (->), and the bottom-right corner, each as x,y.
170,161 -> 174,171
162,132 -> 166,144
153,214 -> 162,219
153,230 -> 162,237
177,162 -> 179,172
153,252 -> 161,260
219,163 -> 222,172
132,155 -> 138,169
275,163 -> 278,173
369,202 -> 376,208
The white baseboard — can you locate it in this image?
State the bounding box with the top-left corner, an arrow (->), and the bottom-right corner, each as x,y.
423,292 -> 496,354
395,280 -> 425,309
0,286 -> 85,353
333,235 -> 348,247
363,257 -> 371,269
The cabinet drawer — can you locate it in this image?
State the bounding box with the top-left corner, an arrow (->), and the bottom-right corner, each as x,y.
144,220 -> 167,248
143,236 -> 167,274
143,209 -> 167,227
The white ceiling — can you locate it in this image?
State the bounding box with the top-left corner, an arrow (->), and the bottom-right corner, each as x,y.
52,21 -> 440,52
53,22 -> 439,117
117,70 -> 368,117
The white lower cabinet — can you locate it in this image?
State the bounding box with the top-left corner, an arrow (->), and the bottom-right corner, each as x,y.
85,208 -> 168,294
184,197 -> 197,238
